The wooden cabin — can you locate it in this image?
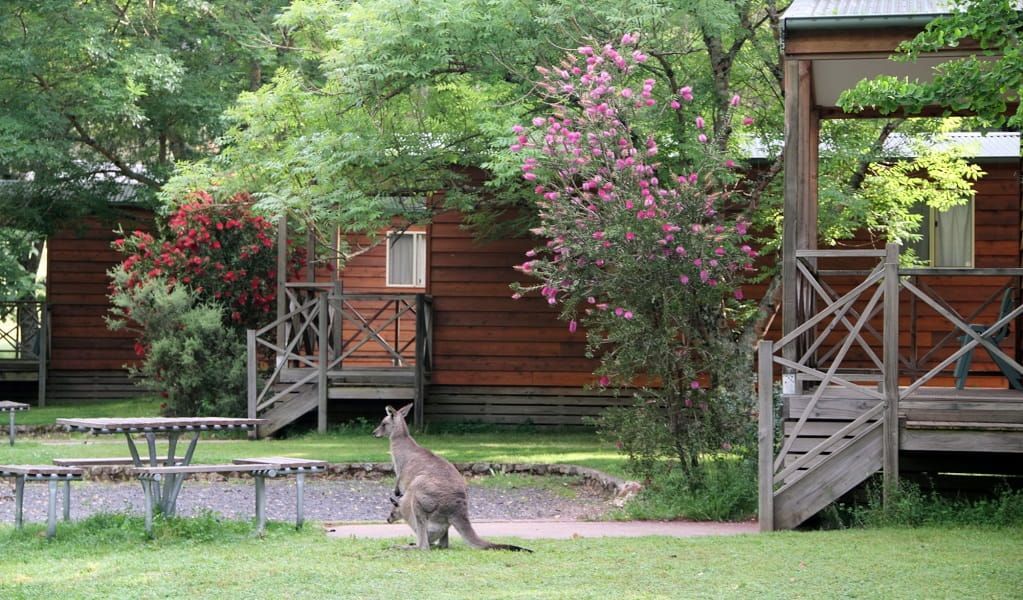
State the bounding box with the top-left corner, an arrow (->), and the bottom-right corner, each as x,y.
246,210 -> 624,436
758,0 -> 1023,531
0,179 -> 151,405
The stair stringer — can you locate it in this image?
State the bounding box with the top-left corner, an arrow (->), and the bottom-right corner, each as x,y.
773,421 -> 884,530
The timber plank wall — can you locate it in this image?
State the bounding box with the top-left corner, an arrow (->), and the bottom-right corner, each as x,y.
337,211 -> 615,426
45,210 -> 153,401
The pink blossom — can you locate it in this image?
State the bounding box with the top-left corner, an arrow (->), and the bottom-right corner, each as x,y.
592,231 -> 605,240
742,116 -> 754,126
620,32 -> 638,45
631,50 -> 647,63
678,86 -> 694,101
620,87 -> 633,98
715,247 -> 726,256
730,94 -> 741,107
679,275 -> 689,284
578,46 -> 594,56
512,124 -> 524,134
587,296 -> 596,304
625,231 -> 636,241
532,117 -> 545,127
599,375 -> 611,387
523,172 -> 537,181
695,116 -> 705,129
734,288 -> 744,300
670,100 -> 681,110
623,311 -> 633,320
698,133 -> 708,143
614,307 -> 624,317
690,380 -> 701,390
724,159 -> 736,168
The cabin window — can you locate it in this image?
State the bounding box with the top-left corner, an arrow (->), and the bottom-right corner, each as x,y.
908,200 -> 974,268
386,231 -> 426,287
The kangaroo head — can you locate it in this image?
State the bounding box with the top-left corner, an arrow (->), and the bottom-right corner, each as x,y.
372,403 -> 413,438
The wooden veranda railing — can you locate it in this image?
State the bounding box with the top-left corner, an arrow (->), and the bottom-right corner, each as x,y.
758,244 -> 1023,530
0,301 -> 48,405
246,285 -> 433,433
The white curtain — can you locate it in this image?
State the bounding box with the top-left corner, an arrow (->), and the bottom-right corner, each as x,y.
935,203 -> 973,267
388,234 -> 425,286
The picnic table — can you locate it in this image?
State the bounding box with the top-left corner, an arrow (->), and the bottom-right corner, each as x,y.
0,401 -> 29,446
55,417 -> 266,516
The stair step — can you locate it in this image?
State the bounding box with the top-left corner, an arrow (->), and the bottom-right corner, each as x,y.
328,386 -> 415,400
773,421 -> 883,530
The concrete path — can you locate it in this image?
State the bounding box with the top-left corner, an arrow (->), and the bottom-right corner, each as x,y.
325,519 -> 759,540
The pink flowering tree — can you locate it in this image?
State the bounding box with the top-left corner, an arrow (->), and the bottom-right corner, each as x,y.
512,37 -> 758,480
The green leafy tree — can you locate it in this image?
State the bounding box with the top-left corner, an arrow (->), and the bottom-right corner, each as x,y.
838,0 -> 1022,127
0,0 -> 293,232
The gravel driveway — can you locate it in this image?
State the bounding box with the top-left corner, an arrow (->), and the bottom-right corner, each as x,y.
1,476 -> 611,525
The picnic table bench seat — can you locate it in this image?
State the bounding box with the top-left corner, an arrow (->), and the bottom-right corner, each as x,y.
53,457 -> 185,467
130,458 -> 328,534
0,465 -> 83,538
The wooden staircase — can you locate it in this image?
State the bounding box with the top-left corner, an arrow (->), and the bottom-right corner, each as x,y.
247,287 -> 432,437
258,368 -> 418,437
772,409 -> 883,530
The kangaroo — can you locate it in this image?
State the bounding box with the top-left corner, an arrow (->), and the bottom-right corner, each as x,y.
372,403 -> 531,552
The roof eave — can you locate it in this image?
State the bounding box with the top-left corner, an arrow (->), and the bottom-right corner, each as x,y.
782,13 -> 946,32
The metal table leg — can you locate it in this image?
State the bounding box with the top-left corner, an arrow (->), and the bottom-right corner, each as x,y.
47,479 -> 57,538
142,476 -> 155,535
165,432 -> 200,516
8,411 -> 14,446
63,480 -> 71,521
14,475 -> 24,529
295,472 -> 305,529
255,474 -> 267,534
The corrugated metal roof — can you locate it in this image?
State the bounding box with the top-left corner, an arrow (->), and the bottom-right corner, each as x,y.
745,132 -> 1021,160
783,0 -> 952,19
781,0 -> 957,30
0,179 -> 143,204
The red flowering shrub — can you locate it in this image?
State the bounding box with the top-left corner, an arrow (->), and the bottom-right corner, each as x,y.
112,191 -> 305,329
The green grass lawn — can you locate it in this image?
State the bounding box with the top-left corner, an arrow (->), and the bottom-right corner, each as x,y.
17,397 -> 164,426
1,517 -> 1019,599
8,399 -> 627,476
5,429 -> 625,475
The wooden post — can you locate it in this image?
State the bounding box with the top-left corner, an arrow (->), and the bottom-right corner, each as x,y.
882,243 -> 901,507
305,224 -> 315,282
757,341 -> 775,532
317,292 -> 328,434
37,304 -> 47,407
276,215 -> 288,366
782,59 -> 819,376
414,294 -> 426,429
247,329 -> 258,439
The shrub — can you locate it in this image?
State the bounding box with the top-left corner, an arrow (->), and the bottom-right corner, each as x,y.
108,276 -> 246,417
112,191 -> 305,329
620,456 -> 758,522
841,479 -> 1023,529
513,36 -> 758,482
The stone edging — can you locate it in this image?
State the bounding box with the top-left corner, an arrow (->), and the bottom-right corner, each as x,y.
66,461 -> 642,504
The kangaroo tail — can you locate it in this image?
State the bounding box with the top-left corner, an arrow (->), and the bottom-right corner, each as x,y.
451,514 -> 532,553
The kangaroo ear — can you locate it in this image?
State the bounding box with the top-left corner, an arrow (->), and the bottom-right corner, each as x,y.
397,403 -> 413,418
385,405 -> 397,416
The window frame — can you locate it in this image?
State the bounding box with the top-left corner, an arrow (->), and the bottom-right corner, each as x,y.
384,230 -> 427,288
